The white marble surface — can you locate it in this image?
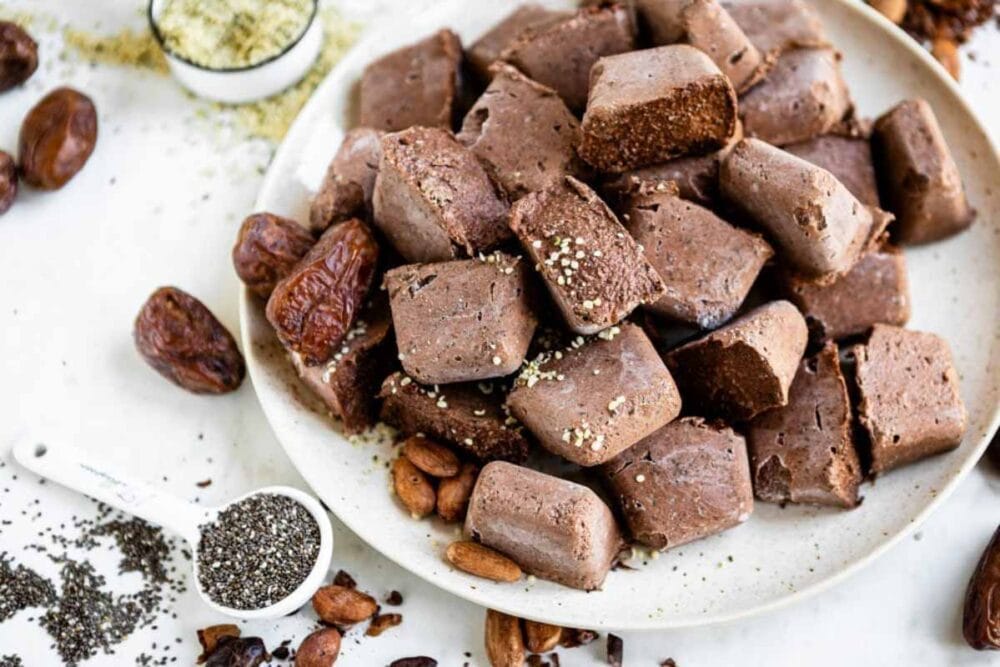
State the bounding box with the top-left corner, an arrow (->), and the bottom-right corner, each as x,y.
0,1 -> 997,665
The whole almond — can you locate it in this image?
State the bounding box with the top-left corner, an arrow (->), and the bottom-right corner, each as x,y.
868,0 -> 907,24
485,609 -> 525,667
446,541 -> 522,583
295,627 -> 341,666
437,462 -> 479,522
402,435 -> 460,477
932,37 -> 960,80
312,585 -> 378,625
524,620 -> 562,653
392,456 -> 436,518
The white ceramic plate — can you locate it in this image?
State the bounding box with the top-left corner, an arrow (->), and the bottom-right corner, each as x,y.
240,0 -> 1000,630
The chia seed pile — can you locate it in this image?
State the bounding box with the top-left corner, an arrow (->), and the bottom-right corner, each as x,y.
0,458 -> 187,666
196,492 -> 320,610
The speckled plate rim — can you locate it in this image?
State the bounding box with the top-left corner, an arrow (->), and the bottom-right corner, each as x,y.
241,0 -> 1000,631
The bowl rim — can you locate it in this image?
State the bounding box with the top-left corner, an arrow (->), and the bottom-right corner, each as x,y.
241,0 -> 1000,631
146,0 -> 319,74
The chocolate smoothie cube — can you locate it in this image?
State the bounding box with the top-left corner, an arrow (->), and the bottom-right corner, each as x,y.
872,99 -> 975,244
509,177 -> 666,334
680,0 -> 764,92
602,417 -> 753,549
739,48 -> 851,147
748,343 -> 862,507
292,297 -> 395,434
457,63 -> 583,200
385,254 -> 537,385
507,323 -> 681,466
580,45 -> 738,173
372,127 -> 510,263
720,138 -> 875,278
782,248 -> 910,341
785,133 -> 880,207
379,372 -> 530,463
601,120 -> 743,207
665,300 -> 808,420
466,5 -> 571,80
500,4 -> 635,111
623,181 -> 773,328
852,325 -> 967,474
634,0 -> 689,44
359,29 -> 462,132
464,461 -> 622,590
309,128 -> 384,233
723,0 -> 827,61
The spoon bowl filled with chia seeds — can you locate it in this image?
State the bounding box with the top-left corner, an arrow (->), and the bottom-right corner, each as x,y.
12,438 -> 334,620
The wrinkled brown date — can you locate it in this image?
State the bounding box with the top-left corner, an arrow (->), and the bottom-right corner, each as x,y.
266,218 -> 379,365
19,87 -> 98,190
203,636 -> 268,667
963,524 -> 1000,650
0,150 -> 16,215
134,286 -> 245,394
232,212 -> 315,298
0,21 -> 38,92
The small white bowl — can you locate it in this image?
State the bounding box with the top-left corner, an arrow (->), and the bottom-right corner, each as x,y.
148,0 -> 322,105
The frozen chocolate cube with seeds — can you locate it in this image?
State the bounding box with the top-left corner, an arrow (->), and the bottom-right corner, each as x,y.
506,323 -> 681,467
678,0 -> 764,92
359,29 -> 463,132
500,4 -> 635,111
466,4 -> 572,80
622,181 -> 773,329
509,176 -> 665,335
747,343 -> 862,508
781,248 -> 910,342
739,49 -> 851,147
465,461 -> 622,590
379,373 -> 530,463
385,253 -> 537,385
309,128 -> 384,233
580,45 -> 738,173
372,127 -> 510,264
785,133 -> 880,207
291,297 -> 395,434
665,300 -> 808,421
720,138 -> 877,279
457,63 -> 584,201
872,99 -> 975,245
852,325 -> 967,474
602,417 -> 754,550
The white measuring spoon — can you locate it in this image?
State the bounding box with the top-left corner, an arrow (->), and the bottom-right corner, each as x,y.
11,437 -> 334,620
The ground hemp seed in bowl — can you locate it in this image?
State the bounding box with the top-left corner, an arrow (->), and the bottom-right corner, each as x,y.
196,493 -> 320,610
155,0 -> 314,70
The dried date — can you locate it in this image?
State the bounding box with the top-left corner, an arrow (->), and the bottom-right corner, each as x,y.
0,21 -> 38,92
963,524 -> 1000,650
134,286 -> 245,394
203,636 -> 268,667
232,212 -> 315,298
0,150 -> 16,214
266,218 -> 379,365
19,87 -> 98,190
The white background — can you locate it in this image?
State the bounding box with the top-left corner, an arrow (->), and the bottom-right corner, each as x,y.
0,1 -> 997,665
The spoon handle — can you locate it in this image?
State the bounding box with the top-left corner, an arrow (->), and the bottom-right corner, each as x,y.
12,437 -> 206,544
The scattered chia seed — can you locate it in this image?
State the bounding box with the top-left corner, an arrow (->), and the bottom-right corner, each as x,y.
0,553 -> 56,621
0,655 -> 24,667
196,493 -> 320,610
